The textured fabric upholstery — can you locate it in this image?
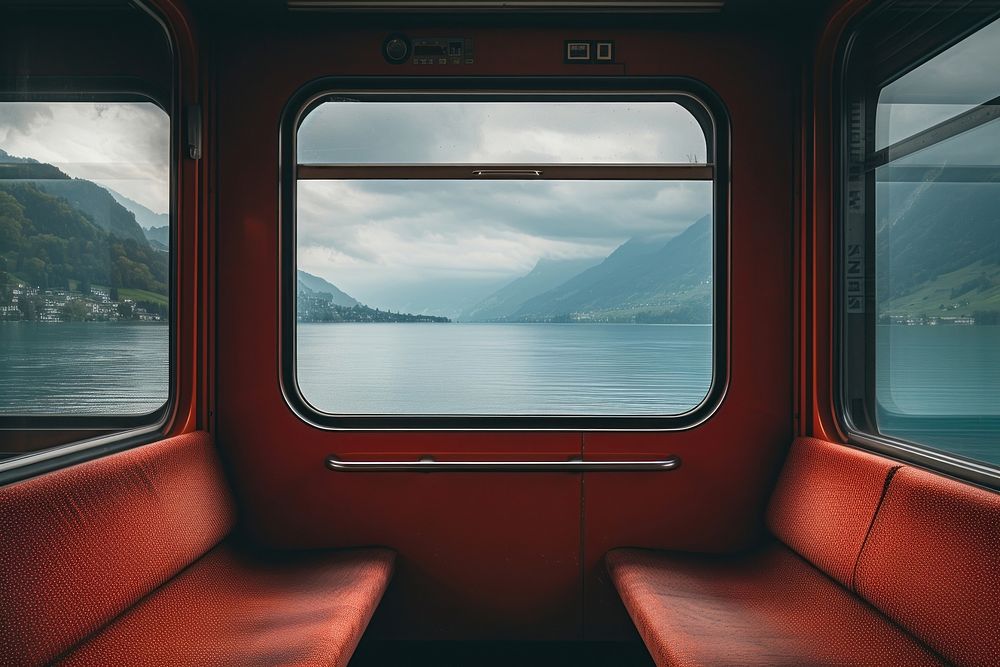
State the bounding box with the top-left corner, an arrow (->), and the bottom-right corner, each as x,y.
0,432 -> 235,665
59,545 -> 396,667
855,467 -> 1000,667
766,437 -> 898,587
0,431 -> 394,667
611,438 -> 1000,667
606,545 -> 942,667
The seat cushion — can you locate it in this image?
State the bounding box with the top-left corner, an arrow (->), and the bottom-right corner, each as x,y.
766,437 -> 899,588
59,544 -> 395,667
855,467 -> 1000,667
0,432 -> 235,666
606,545 -> 942,667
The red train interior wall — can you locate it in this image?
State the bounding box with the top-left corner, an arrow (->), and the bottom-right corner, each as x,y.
212,18 -> 798,640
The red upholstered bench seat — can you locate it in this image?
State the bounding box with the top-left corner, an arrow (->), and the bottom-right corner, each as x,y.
607,438 -> 1000,667
606,545 -> 941,666
60,544 -> 395,666
0,432 -> 394,667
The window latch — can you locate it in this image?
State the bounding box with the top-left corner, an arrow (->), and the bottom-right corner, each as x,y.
186,105 -> 202,160
472,169 -> 543,178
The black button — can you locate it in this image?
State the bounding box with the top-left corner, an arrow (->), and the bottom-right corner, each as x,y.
383,34 -> 410,64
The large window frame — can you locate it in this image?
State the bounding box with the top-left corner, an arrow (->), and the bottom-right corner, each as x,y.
0,0 -> 181,482
280,77 -> 730,431
837,1 -> 1000,488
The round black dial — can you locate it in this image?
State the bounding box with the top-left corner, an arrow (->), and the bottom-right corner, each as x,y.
382,34 -> 410,64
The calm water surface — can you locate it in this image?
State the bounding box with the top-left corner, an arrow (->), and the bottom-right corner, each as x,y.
0,322 -> 168,416
876,325 -> 1000,464
1,322 -> 996,465
877,325 -> 999,415
297,323 -> 713,415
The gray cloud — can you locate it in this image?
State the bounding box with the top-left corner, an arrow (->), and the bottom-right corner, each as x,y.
0,102 -> 169,214
296,100 -> 713,312
0,104 -> 53,137
299,101 -> 707,164
297,178 -> 712,309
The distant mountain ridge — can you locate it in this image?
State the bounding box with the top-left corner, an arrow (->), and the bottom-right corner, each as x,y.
295,270 -> 450,322
508,215 -> 714,323
105,188 -> 169,231
297,270 -> 358,307
460,256 -> 602,322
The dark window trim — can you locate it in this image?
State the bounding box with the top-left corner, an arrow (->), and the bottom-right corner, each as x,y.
279,76 -> 731,431
0,426 -> 168,486
0,79 -> 170,111
835,2 -> 1000,490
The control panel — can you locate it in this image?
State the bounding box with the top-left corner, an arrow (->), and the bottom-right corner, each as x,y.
382,34 -> 475,65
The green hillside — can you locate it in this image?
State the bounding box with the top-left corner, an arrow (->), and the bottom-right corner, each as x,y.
0,182 -> 168,299
875,182 -> 1000,323
880,260 -> 1000,320
0,149 -> 150,245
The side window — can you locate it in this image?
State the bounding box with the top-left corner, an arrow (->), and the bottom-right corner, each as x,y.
0,1 -> 174,466
842,2 -> 1000,477
0,103 -> 171,432
284,89 -> 727,429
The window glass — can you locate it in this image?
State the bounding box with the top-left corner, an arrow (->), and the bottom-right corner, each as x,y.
293,97 -> 717,422
0,102 -> 170,418
845,8 -> 1000,471
298,101 -> 708,164
876,17 -> 1000,149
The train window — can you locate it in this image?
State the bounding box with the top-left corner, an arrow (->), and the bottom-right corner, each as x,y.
0,101 -> 171,429
841,3 -> 1000,477
285,87 -> 727,429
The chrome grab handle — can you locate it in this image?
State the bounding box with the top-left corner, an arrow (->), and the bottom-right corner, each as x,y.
325,455 -> 680,472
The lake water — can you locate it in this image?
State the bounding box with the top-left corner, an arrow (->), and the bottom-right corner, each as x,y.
1,322 -> 996,465
297,323 -> 714,416
876,325 -> 1000,465
0,322 -> 168,416
877,325 -> 1000,416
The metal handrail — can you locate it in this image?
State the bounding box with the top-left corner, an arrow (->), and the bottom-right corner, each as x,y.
325,454 -> 680,472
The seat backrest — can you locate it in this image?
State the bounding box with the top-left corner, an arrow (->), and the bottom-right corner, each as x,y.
855,466 -> 1000,667
0,431 -> 235,665
769,437 -> 1000,666
766,437 -> 899,587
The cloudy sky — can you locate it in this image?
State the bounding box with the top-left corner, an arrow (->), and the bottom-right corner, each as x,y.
297,101 -> 713,316
0,102 -> 169,214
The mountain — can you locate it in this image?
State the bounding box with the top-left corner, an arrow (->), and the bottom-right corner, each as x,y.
357,276 -> 510,321
297,270 -> 358,307
295,270 -> 450,322
0,150 -> 149,246
459,256 -> 602,322
143,225 -> 169,247
0,181 -> 168,296
880,260 -> 1000,321
876,182 -> 1000,320
105,188 -> 169,231
509,215 -> 714,323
